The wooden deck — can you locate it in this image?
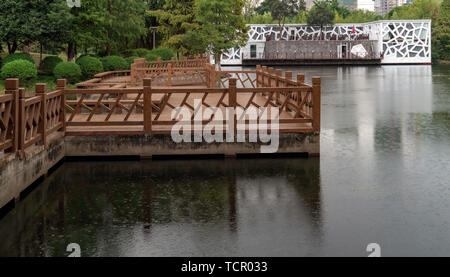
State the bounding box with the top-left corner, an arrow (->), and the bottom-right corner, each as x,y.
65,91 -> 314,135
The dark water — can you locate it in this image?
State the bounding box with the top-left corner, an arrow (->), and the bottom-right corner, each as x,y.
1,65 -> 449,257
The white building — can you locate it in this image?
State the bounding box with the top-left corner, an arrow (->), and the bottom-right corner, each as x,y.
220,20 -> 431,65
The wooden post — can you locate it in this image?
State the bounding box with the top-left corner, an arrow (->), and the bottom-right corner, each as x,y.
255,65 -> 261,88
184,56 -> 187,67
18,88 -> 26,155
296,73 -> 304,110
35,83 -> 47,146
312,77 -> 321,132
275,69 -> 282,104
229,78 -> 237,134
284,71 -> 292,112
167,63 -> 172,87
143,78 -> 152,134
261,66 -> 267,87
210,64 -> 216,88
130,62 -> 135,87
5,79 -> 19,153
57,79 -> 67,132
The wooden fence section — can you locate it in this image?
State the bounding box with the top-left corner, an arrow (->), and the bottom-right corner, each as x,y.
130,55 -> 210,87
63,65 -> 320,135
0,79 -> 65,157
1,64 -> 321,150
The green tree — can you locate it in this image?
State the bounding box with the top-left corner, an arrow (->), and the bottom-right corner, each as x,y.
184,0 -> 249,69
0,0 -> 72,54
432,0 -> 450,61
68,0 -> 146,61
255,0 -> 278,15
148,0 -> 197,56
271,0 -> 306,39
307,0 -> 335,40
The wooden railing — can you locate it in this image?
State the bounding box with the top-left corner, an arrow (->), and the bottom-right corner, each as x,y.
130,55 -> 210,87
0,79 -> 65,157
1,64 -> 321,151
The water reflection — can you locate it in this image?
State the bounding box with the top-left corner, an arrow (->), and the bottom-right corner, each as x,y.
0,158 -> 321,257
1,65 -> 449,256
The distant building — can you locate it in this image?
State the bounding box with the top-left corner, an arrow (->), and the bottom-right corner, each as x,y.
374,0 -> 404,15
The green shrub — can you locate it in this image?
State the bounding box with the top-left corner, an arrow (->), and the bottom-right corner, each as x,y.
76,54 -> 99,63
1,60 -> 37,81
39,56 -> 63,75
97,49 -> 121,57
124,56 -> 142,69
145,53 -> 159,62
2,53 -> 35,65
101,56 -> 128,71
123,48 -> 152,57
76,56 -> 104,78
150,48 -> 175,61
53,62 -> 82,83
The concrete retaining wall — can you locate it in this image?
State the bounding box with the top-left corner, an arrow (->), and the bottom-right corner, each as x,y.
0,133 -> 65,209
64,133 -> 320,158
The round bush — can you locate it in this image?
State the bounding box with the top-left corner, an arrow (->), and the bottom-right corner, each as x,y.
132,48 -> 152,57
2,53 -> 35,65
76,56 -> 103,78
124,56 -> 142,69
1,60 -> 37,81
145,53 -> 159,62
101,56 -> 128,71
150,48 -> 175,61
39,56 -> 63,75
53,62 -> 82,83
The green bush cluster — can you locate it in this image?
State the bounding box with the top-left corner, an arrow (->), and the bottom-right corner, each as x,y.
125,56 -> 141,67
122,48 -> 175,61
2,53 -> 36,65
76,56 -> 104,78
53,62 -> 82,83
101,56 -> 128,71
150,48 -> 175,61
39,56 -> 63,75
1,60 -> 37,81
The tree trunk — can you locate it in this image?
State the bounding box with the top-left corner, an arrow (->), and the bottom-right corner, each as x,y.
40,42 -> 43,63
23,43 -> 30,54
67,42 -> 75,62
7,41 -> 18,54
214,53 -> 221,71
106,45 -> 111,56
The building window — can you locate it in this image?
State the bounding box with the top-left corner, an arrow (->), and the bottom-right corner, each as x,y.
250,45 -> 257,58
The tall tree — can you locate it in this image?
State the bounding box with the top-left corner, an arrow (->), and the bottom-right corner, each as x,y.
307,0 -> 335,40
432,0 -> 450,61
68,0 -> 146,60
0,0 -> 72,54
148,0 -> 197,56
184,0 -> 249,69
271,0 -> 305,40
255,0 -> 278,15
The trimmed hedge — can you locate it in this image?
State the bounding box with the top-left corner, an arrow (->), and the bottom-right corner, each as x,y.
125,56 -> 141,67
150,48 -> 175,61
1,60 -> 37,80
2,53 -> 36,65
145,53 -> 159,62
53,62 -> 82,83
101,56 -> 128,71
39,56 -> 63,75
76,56 -> 104,78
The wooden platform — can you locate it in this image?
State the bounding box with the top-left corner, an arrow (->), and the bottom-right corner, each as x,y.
65,91 -> 313,135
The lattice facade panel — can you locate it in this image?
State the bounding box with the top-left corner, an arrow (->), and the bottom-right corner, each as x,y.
220,20 -> 431,65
